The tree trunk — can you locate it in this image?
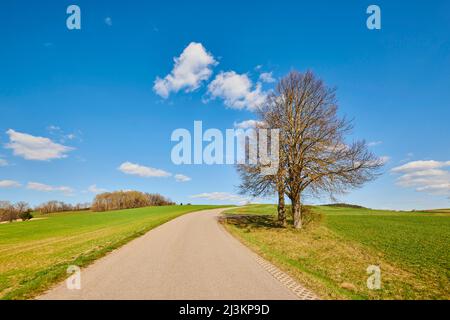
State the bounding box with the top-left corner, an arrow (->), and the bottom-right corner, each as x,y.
292,195 -> 302,229
277,190 -> 286,227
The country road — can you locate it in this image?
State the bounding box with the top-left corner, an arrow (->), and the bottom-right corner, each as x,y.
39,208 -> 312,300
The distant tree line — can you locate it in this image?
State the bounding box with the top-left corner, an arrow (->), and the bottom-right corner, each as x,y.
0,190 -> 175,222
323,203 -> 367,209
0,200 -> 91,222
35,201 -> 91,214
0,201 -> 33,222
91,191 -> 175,212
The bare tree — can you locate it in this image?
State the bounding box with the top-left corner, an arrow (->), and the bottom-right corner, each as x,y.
146,193 -> 175,206
0,201 -> 17,222
236,125 -> 288,226
260,71 -> 383,228
15,201 -> 29,214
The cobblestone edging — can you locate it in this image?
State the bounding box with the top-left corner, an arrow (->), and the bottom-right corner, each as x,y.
252,254 -> 319,300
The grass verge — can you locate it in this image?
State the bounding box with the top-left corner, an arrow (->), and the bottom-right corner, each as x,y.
221,205 -> 450,300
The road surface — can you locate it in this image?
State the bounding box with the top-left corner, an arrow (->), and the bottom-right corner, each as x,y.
39,208 -> 306,300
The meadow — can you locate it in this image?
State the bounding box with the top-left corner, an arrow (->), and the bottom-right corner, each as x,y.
222,205 -> 450,300
0,205 -> 221,300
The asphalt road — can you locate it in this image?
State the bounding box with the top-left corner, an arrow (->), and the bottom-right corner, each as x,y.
39,208 -> 300,300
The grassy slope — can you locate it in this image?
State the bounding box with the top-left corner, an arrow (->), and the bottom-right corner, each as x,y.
0,205 -> 222,300
222,205 -> 450,300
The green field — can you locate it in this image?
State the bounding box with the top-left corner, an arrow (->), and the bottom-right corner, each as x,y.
0,205 -> 221,300
222,205 -> 450,300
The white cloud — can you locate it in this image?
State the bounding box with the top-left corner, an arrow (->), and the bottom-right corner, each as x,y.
392,160 -> 450,196
259,72 -> 275,83
190,192 -> 255,205
104,17 -> 112,26
47,125 -> 61,133
174,174 -> 191,182
47,126 -> 80,143
392,160 -> 450,173
0,159 -> 8,167
153,42 -> 217,98
27,182 -> 74,195
88,184 -> 108,194
379,156 -> 391,165
234,119 -> 265,129
368,141 -> 383,147
207,71 -> 267,111
118,162 -> 171,178
5,129 -> 73,161
0,180 -> 21,188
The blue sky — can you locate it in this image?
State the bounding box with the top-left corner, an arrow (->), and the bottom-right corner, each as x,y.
1,0 -> 449,209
